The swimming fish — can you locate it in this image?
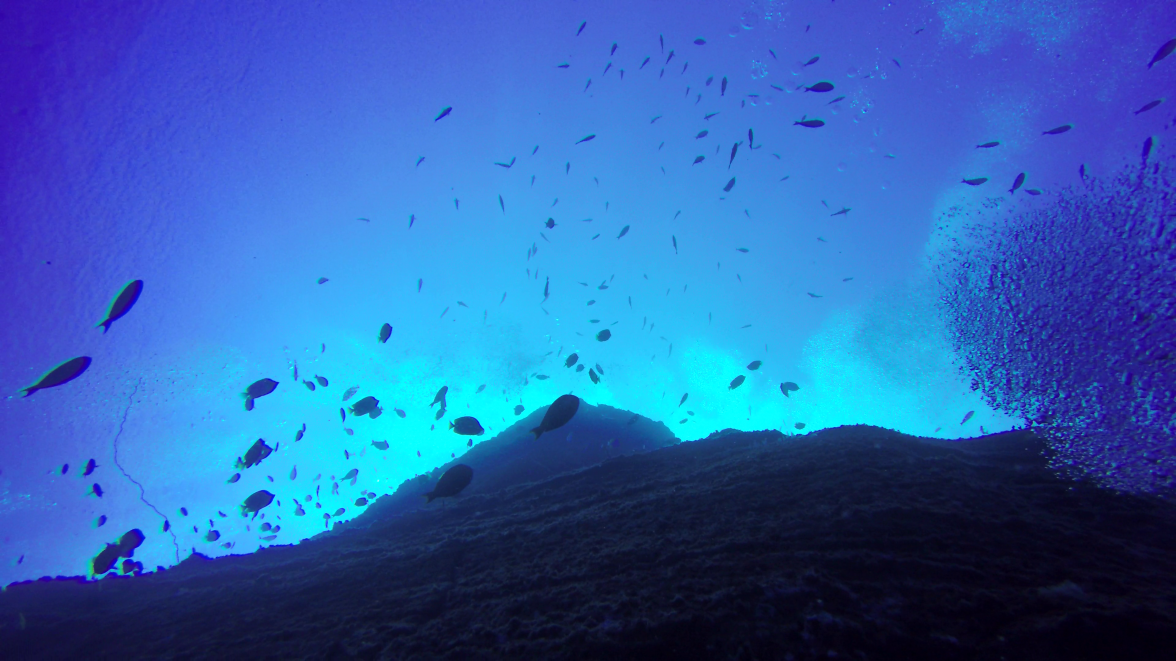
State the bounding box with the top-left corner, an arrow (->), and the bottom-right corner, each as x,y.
423,464 -> 474,503
227,473 -> 240,484
565,353 -> 579,368
96,280 -> 144,333
961,177 -> 988,186
976,141 -> 1000,148
435,106 -> 452,121
431,385 -> 448,408
805,81 -> 834,92
235,438 -> 273,470
243,378 -> 278,411
1135,99 -> 1164,115
747,360 -> 762,370
576,134 -> 596,144
341,468 -> 358,482
315,375 -> 328,387
780,382 -> 800,397
617,225 -> 629,239
372,440 -> 389,450
1147,38 -> 1176,68
960,410 -> 975,425
597,329 -> 611,341
794,118 -> 824,128
588,368 -> 600,384
1042,124 -> 1072,135
350,396 -> 380,417
83,458 -> 98,476
450,416 -> 484,435
241,491 -> 275,519
514,404 -> 525,415
729,375 -> 745,390
724,178 -> 736,192
378,323 -> 392,343
1009,173 -> 1026,194
531,394 -> 580,439
343,386 -> 359,401
19,356 -> 92,397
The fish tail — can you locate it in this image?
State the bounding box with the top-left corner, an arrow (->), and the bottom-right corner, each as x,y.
96,320 -> 109,333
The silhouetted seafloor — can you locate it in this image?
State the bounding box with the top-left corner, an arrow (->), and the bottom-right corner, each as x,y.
3,412 -> 1175,660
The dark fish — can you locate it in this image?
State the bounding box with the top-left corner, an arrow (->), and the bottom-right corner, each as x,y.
693,155 -> 705,165
372,440 -> 389,450
355,497 -> 369,507
960,410 -> 975,425
696,130 -> 708,139
1042,124 -> 1072,135
20,356 -> 92,397
976,141 -> 1000,148
641,56 -> 650,69
728,142 -> 739,168
227,473 -> 240,484
545,218 -> 556,228
805,81 -> 834,92
476,384 -> 486,393
424,464 -> 474,503
679,393 -> 688,407
180,507 -> 188,516
514,404 -> 525,416
617,225 -> 630,239
235,438 -> 273,470
431,385 -> 448,408
244,397 -> 254,411
162,520 -> 170,532
723,178 -> 736,192
576,364 -> 585,372
290,466 -> 297,480
666,50 -> 674,64
1009,172 -> 1026,194
205,530 -> 220,542
303,379 -> 315,391
793,115 -> 825,128
90,483 -> 103,498
747,360 -> 762,370
804,55 -> 819,66
435,106 -> 452,121
827,96 -> 845,105
395,408 -> 406,418
557,62 -> 569,68
576,134 -> 596,144
378,323 -> 392,343
728,375 -> 746,390
721,76 -> 727,95
1147,38 -> 1176,68
611,42 -> 617,56
576,21 -> 586,36
673,235 -> 678,253
694,38 -> 706,45
1025,189 -> 1041,195
117,529 -> 145,557
96,514 -> 106,527
340,407 -> 346,423
534,374 -> 550,380
435,407 -> 446,421
343,386 -> 359,401
794,423 -> 806,430
808,292 -> 823,298
350,396 -> 380,417
246,378 -> 279,399
96,280 -> 144,333
961,177 -> 989,186
565,353 -> 579,368
780,382 -> 799,397
1143,136 -> 1155,165
830,207 -> 851,217
589,368 -> 600,384
317,277 -> 328,284
415,157 -> 424,167
596,329 -> 611,341
92,543 -> 121,575
342,469 -> 358,481
450,416 -> 484,435
531,394 -> 580,439
1135,99 -> 1164,114
60,463 -> 68,476
83,458 -> 98,476
499,195 -> 505,213
315,375 -> 328,387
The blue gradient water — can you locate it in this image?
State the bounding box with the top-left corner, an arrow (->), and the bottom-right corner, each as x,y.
1,0 -> 1172,587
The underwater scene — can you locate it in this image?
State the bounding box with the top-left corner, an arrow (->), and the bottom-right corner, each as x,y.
1,0 -> 1175,658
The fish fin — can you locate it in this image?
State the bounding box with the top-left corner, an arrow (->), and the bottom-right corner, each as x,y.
96,319 -> 110,333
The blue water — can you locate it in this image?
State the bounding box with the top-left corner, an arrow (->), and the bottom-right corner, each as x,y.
0,0 -> 1172,588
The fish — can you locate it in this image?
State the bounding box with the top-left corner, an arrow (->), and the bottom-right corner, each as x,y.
721,76 -> 727,95
804,55 -> 819,66
794,423 -> 806,430
333,508 -> 345,517
343,386 -> 359,401
19,356 -> 92,397
205,530 -> 220,542
423,464 -> 474,503
435,106 -> 452,121
117,529 -> 145,557
96,280 -> 144,333
961,177 -> 989,186
1143,135 -> 1155,165
747,360 -> 762,370
693,155 -> 705,165
227,473 -> 240,484
696,130 -> 709,139
534,374 -> 550,380
355,497 -> 369,507
415,157 -> 424,167
89,483 -> 103,498
545,218 -> 556,229
476,384 -> 486,393
728,375 -> 745,390
704,112 -> 719,120
162,520 -> 170,532
736,248 -> 749,253
611,42 -> 617,56
596,329 -> 611,341
450,416 -> 485,435
728,142 -> 739,168
96,514 -> 107,527
350,396 -> 380,418
1147,38 -> 1176,68
341,469 -> 358,482
557,62 -> 569,68
576,21 -> 586,36
641,57 -> 650,69
960,410 -> 975,425
260,522 -> 272,532
494,157 -> 516,168
976,141 -> 1000,148
418,278 -> 423,293
295,426 -> 305,442
576,134 -> 596,144
317,277 -> 328,284
1042,124 -> 1072,135
394,408 -> 406,418
499,195 -> 505,213
694,38 -> 706,45
1009,173 -> 1026,194
794,118 -> 824,128
1025,189 -> 1041,195
92,543 -> 121,576
679,393 -> 688,407
378,323 -> 392,343
617,225 -> 630,239
672,236 -> 678,253
1135,99 -> 1164,114
235,438 -> 273,470
780,382 -> 800,397
529,394 -> 580,440
807,292 -> 823,298
724,178 -> 736,192
431,385 -> 448,408
666,50 -> 675,64
315,375 -> 328,387
805,81 -> 834,92
60,463 -> 69,476
245,378 -> 279,402
340,407 -> 346,423
180,507 -> 188,516
588,368 -> 600,384
565,353 -> 579,368
585,79 -> 592,92
372,440 -> 389,450
82,458 -> 98,476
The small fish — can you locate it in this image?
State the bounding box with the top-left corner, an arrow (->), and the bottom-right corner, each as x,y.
728,142 -> 739,168
1147,38 -> 1176,68
205,530 -> 220,542
747,360 -> 762,370
303,379 -> 315,391
534,374 -> 550,380
805,81 -> 834,92
1135,99 -> 1164,115
672,236 -> 678,253
557,62 -> 569,68
641,56 -> 650,69
728,375 -> 745,390
1025,189 -> 1042,195
19,356 -> 92,397
565,353 -> 579,368
416,157 -> 424,167
610,42 -> 617,56
597,329 -> 611,341
576,134 -> 596,144
780,382 -> 800,397
435,106 -> 452,121
1009,173 -> 1026,194
228,473 -> 240,484
721,77 -> 727,95
735,248 -> 749,253
1042,124 -> 1072,135
315,375 -> 328,387
450,416 -> 484,435
976,141 -> 1000,148
494,157 -> 516,168
803,55 -> 819,66
90,483 -> 103,497
96,280 -> 144,333
576,21 -> 586,36
60,463 -> 69,476
960,410 -> 975,425
808,292 -> 823,298
343,386 -> 359,401
723,178 -> 736,192
499,195 -> 505,213
96,514 -> 107,528
394,408 -> 406,418
961,177 -> 989,186
693,155 -> 705,165
794,423 -> 806,430
696,130 -> 709,139
828,96 -> 845,105
371,440 -> 390,451
617,225 -> 630,239
679,393 -> 688,407
794,118 -> 824,128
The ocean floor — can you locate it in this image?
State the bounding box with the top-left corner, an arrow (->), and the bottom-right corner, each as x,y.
2,414 -> 1175,660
